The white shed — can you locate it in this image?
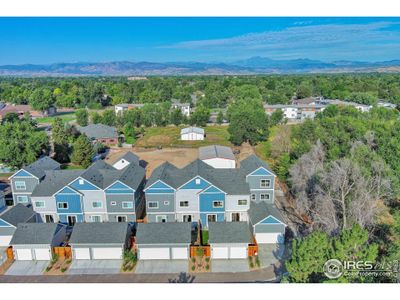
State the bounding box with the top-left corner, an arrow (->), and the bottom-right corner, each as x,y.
180,127 -> 205,141
199,145 -> 236,169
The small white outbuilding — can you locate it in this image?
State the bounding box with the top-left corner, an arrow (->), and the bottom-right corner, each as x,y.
199,145 -> 236,169
180,127 -> 205,141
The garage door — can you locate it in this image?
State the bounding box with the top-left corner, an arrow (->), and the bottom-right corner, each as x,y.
74,248 -> 91,260
256,233 -> 284,244
212,247 -> 229,259
92,247 -> 122,260
15,249 -> 33,260
0,235 -> 12,247
171,247 -> 188,259
139,247 -> 170,260
34,248 -> 51,260
229,247 -> 247,259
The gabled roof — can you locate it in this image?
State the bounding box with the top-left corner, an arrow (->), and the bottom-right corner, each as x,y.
22,156 -> 61,179
199,145 -> 235,160
69,222 -> 130,245
0,204 -> 36,227
136,223 -> 192,245
208,222 -> 252,244
239,155 -> 274,176
248,201 -> 285,226
77,124 -> 118,139
116,151 -> 140,166
180,127 -> 204,135
31,170 -> 84,197
10,223 -> 65,245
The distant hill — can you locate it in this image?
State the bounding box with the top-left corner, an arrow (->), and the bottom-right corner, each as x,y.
1,58 -> 400,76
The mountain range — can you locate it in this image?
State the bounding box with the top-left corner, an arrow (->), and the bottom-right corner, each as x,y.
1,57 -> 400,76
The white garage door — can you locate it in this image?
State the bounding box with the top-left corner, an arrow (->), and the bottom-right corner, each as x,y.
139,247 -> 170,260
74,248 -> 91,260
92,247 -> 122,260
229,247 -> 247,259
34,248 -> 51,260
0,236 -> 12,247
256,233 -> 284,244
212,247 -> 229,259
15,249 -> 33,260
171,247 -> 188,259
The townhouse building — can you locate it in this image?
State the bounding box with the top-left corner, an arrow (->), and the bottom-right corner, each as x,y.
144,155 -> 276,227
10,152 -> 145,225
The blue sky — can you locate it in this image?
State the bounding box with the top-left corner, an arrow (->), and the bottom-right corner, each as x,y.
0,17 -> 400,64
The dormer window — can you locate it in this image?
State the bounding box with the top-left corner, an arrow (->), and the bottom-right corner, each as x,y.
195,178 -> 201,185
79,179 -> 84,185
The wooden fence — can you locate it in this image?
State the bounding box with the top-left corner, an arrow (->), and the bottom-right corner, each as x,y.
190,245 -> 211,257
53,246 -> 72,258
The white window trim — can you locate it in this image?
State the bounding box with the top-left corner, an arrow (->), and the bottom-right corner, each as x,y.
15,181 -> 26,190
92,201 -> 103,208
147,201 -> 158,209
251,194 -> 256,201
122,201 -> 134,209
78,179 -> 84,185
238,199 -> 247,206
182,214 -> 193,222
58,202 -> 68,209
117,215 -> 127,222
260,193 -> 270,200
212,201 -> 224,208
260,179 -> 271,188
17,195 -> 29,203
91,215 -> 102,222
179,201 -> 189,207
206,214 -> 217,225
35,201 -> 46,208
156,215 -> 167,223
195,178 -> 201,185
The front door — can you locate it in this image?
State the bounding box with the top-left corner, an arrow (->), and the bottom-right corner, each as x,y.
67,215 -> 77,226
232,213 -> 240,222
117,216 -> 127,222
183,215 -> 192,222
45,215 -> 54,223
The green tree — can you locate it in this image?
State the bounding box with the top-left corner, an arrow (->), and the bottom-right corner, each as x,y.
169,108 -> 183,126
52,117 -> 70,163
189,106 -> 210,127
71,135 -> 94,168
270,109 -> 284,126
1,112 -> 19,124
216,111 -> 224,125
75,108 -> 89,126
28,88 -> 54,112
101,109 -> 116,126
91,112 -> 102,124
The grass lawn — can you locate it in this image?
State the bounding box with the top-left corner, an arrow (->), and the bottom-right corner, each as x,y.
201,230 -> 209,245
135,125 -> 232,148
124,136 -> 136,145
36,112 -> 76,125
61,164 -> 85,170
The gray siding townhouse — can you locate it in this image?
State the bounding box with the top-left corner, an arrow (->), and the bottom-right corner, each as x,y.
26,152 -> 145,225
9,157 -> 61,205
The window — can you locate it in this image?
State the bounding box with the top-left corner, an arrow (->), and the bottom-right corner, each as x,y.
91,215 -> 102,222
15,181 -> 26,190
207,214 -> 216,223
183,215 -> 192,222
58,202 -> 68,209
156,215 -> 167,223
92,201 -> 102,208
110,201 -> 117,206
35,201 -> 45,208
122,202 -> 134,209
260,194 -> 270,201
78,179 -> 84,185
238,199 -> 247,206
164,201 -> 170,206
251,194 -> 256,201
148,201 -> 158,209
213,201 -> 223,208
260,179 -> 271,188
16,195 -> 29,203
195,178 -> 201,185
180,201 -> 189,207
117,216 -> 127,222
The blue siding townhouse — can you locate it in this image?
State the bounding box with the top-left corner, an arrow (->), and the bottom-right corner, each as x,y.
10,152 -> 145,225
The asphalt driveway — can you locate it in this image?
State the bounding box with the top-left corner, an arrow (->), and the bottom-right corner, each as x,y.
211,259 -> 250,273
135,260 -> 188,274
258,244 -> 285,268
67,260 -> 122,275
5,260 -> 49,276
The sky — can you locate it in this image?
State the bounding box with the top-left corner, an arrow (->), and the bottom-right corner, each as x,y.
0,17 -> 400,65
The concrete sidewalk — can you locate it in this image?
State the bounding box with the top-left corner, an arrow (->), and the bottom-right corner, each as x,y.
67,260 -> 122,275
135,260 -> 188,274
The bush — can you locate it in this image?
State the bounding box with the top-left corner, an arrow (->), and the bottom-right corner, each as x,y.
205,257 -> 210,263
61,267 -> 67,273
250,262 -> 254,268
255,257 -> 261,267
45,266 -> 52,272
196,247 -> 205,257
65,259 -> 72,264
205,264 -> 210,270
191,257 -> 196,263
191,265 -> 196,271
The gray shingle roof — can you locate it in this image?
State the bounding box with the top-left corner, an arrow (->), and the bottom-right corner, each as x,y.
31,170 -> 84,197
23,156 -> 61,179
136,223 -> 192,245
145,159 -> 249,195
10,223 -> 64,245
69,222 -> 130,245
239,155 -> 274,175
199,145 -> 235,160
0,204 -> 36,227
208,222 -> 252,244
180,127 -> 204,135
248,201 -> 284,225
77,124 -> 118,139
117,152 -> 140,166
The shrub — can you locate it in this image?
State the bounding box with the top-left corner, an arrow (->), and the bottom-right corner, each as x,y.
65,259 -> 72,264
191,257 -> 196,263
191,265 -> 196,271
205,257 -> 210,263
205,264 -> 210,270
255,257 -> 261,267
196,247 -> 205,257
45,266 -> 52,272
250,262 -> 254,268
61,267 -> 67,273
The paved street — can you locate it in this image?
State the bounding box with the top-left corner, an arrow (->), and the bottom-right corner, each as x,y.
67,260 -> 122,275
212,259 -> 249,273
135,260 -> 188,274
5,261 -> 48,276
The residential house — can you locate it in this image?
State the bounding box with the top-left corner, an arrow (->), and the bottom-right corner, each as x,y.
114,103 -> 145,115
208,222 -> 253,259
180,127 -> 205,141
9,157 -> 61,206
28,152 -> 145,225
77,124 -> 119,145
69,222 -> 131,260
0,190 -> 5,209
0,204 -> 37,246
171,99 -> 191,117
199,145 -> 236,169
136,222 -> 192,260
10,223 -> 67,260
0,103 -> 56,121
